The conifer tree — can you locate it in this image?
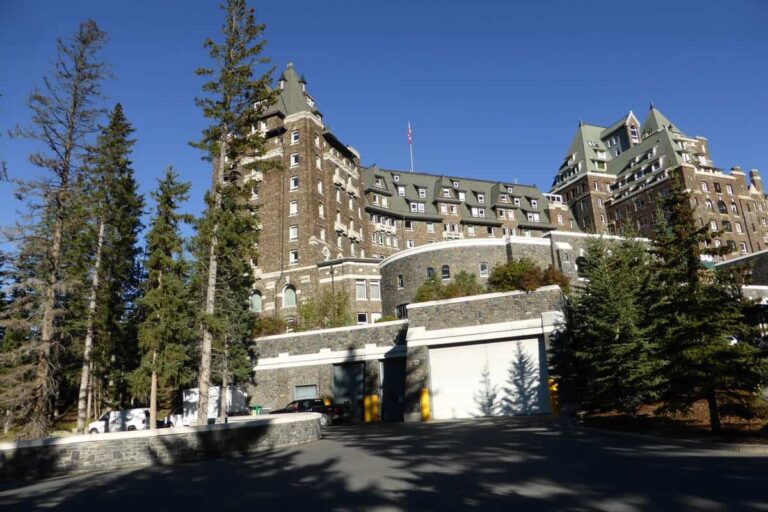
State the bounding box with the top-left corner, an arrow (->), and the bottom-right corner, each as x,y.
75,104 -> 144,433
565,237 -> 663,413
5,21 -> 107,437
191,0 -> 276,425
651,178 -> 768,432
132,167 -> 194,429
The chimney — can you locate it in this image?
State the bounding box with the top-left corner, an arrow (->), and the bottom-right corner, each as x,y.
750,169 -> 763,193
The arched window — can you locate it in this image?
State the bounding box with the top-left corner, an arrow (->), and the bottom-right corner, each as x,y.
249,291 -> 262,313
722,221 -> 732,232
441,265 -> 450,280
730,202 -> 738,213
717,201 -> 727,214
283,285 -> 297,308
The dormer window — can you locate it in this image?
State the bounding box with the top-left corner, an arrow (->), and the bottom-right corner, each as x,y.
507,186 -> 514,193
477,193 -> 485,204
398,186 -> 405,196
452,181 -> 459,188
513,197 -> 521,207
531,199 -> 538,209
375,177 -> 384,188
393,174 -> 400,182
418,188 -> 426,199
458,191 -> 466,201
306,96 -> 315,107
442,188 -> 451,198
500,194 -> 508,202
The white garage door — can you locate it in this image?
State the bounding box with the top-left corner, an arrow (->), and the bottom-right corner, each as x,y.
428,338 -> 548,420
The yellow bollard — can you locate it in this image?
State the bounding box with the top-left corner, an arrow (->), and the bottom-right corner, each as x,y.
548,378 -> 560,415
364,395 -> 372,422
371,394 -> 380,422
420,388 -> 431,421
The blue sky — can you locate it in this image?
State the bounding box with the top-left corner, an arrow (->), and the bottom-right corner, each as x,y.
1,0 -> 766,238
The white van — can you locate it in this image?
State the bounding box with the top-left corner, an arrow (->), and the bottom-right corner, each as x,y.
87,408 -> 150,434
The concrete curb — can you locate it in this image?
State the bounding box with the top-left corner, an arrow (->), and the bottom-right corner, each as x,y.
574,424 -> 768,455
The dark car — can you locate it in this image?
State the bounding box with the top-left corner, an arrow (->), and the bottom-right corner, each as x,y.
270,399 -> 346,426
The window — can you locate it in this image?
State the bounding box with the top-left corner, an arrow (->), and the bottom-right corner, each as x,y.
318,203 -> 325,218
440,204 -> 448,214
320,228 -> 325,241
731,202 -> 738,213
398,186 -> 405,196
314,134 -> 320,147
710,220 -> 717,231
487,226 -> 495,236
722,221 -> 732,232
289,201 -> 298,216
442,188 -> 452,198
372,193 -> 379,205
348,198 -> 354,210
397,274 -> 404,288
598,198 -> 603,207
513,197 -> 521,207
740,242 -> 748,254
410,202 -> 418,213
283,285 -> 296,307
370,281 -> 381,300
426,267 -> 434,279
357,313 -> 368,325
317,180 -> 323,194
289,250 -> 298,265
356,280 -> 367,300
467,225 -> 475,236
289,225 -> 298,241
249,291 -> 262,313
427,222 -> 435,233
418,188 -> 426,199
290,130 -> 299,144
714,182 -> 722,193
705,199 -> 713,210
406,239 -> 415,248
458,191 -> 466,201
477,193 -> 485,204
441,265 -> 450,280
479,262 -> 489,277
527,213 -> 540,222
294,385 -> 317,400
337,234 -> 343,248
315,155 -> 322,170
718,201 -> 727,214
452,181 -> 459,188
735,222 -> 743,233
557,214 -> 563,224
498,208 -> 505,218
500,194 -> 508,202
531,199 -> 538,209
405,220 -> 413,230
701,182 -> 709,192
290,153 -> 300,167
450,205 -> 457,214
393,174 -> 400,182
290,176 -> 299,190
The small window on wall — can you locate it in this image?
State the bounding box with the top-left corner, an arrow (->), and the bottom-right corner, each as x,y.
290,131 -> 300,144
426,267 -> 435,279
249,291 -> 262,313
441,265 -> 450,280
397,275 -> 404,288
294,385 -> 317,400
357,313 -> 368,325
283,285 -> 297,308
479,262 -> 489,277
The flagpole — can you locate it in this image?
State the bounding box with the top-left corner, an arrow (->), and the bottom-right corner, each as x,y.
408,121 -> 414,173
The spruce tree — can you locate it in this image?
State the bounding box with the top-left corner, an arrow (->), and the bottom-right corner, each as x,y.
75,104 -> 144,433
565,237 -> 663,413
191,0 -> 276,425
5,21 -> 107,437
132,167 -> 195,429
651,178 -> 768,432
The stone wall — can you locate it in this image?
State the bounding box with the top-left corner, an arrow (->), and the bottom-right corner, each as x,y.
0,414 -> 321,482
406,286 -> 565,332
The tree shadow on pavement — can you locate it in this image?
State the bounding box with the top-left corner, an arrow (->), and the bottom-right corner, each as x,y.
2,417 -> 768,511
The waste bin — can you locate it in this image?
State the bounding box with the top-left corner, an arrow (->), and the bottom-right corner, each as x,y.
250,405 -> 263,416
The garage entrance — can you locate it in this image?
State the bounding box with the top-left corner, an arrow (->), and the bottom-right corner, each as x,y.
333,362 -> 364,422
380,358 -> 406,422
428,338 -> 548,420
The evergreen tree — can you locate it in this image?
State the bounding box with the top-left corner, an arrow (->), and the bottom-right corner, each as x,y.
191,0 -> 276,425
131,167 -> 195,429
4,21 -> 107,437
75,104 -> 144,433
564,237 -> 663,413
651,178 -> 768,432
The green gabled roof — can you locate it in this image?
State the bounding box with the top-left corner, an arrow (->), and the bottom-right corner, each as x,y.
263,62 -> 321,118
609,126 -> 684,180
642,106 -> 681,137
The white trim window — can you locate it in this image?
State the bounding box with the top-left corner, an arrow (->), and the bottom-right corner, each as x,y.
288,250 -> 298,265
531,199 -> 538,209
467,225 -> 475,236
398,186 -> 405,196
289,225 -> 298,241
290,153 -> 300,167
370,280 -> 381,300
418,188 -> 426,199
513,197 -> 521,207
357,313 -> 368,325
317,180 -> 323,194
527,212 -> 540,222
289,201 -> 299,216
290,176 -> 299,191
426,222 -> 435,233
290,130 -> 299,144
283,285 -> 297,308
477,193 -> 485,204
356,280 -> 367,300
479,262 -> 489,277
406,239 -> 415,248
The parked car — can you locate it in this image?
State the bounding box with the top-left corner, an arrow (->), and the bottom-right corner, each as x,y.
269,399 -> 346,426
88,408 -> 149,434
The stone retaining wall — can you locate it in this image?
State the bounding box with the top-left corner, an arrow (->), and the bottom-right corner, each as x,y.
0,413 -> 321,482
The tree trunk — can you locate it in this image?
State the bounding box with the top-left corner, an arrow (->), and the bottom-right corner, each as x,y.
33,195 -> 65,438
197,141 -> 226,426
76,218 -> 105,434
86,362 -> 93,421
219,339 -> 229,424
150,349 -> 158,430
706,388 -> 721,433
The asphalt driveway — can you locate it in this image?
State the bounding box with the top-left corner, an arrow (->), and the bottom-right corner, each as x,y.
1,416 -> 767,511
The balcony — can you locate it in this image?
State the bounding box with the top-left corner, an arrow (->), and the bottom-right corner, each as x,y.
346,180 -> 360,197
333,171 -> 346,188
442,231 -> 464,240
349,228 -> 361,241
374,223 -> 396,234
334,221 -> 348,235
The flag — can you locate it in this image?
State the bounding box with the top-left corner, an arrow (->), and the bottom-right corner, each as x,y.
407,122 -> 413,145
